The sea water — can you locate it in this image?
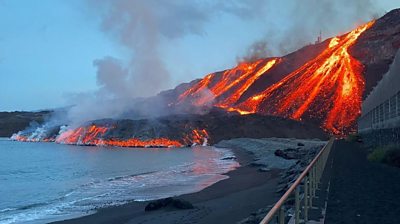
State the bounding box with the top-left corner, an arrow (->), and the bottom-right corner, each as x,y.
0,138 -> 239,224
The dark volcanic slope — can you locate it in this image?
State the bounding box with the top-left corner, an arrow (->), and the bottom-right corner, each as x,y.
163,113 -> 329,144
0,111 -> 50,137
96,111 -> 328,145
351,9 -> 400,98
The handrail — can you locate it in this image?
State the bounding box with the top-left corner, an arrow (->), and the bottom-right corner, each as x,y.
260,138 -> 334,224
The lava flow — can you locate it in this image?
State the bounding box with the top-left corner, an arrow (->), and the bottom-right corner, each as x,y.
237,21 -> 374,135
184,129 -> 209,146
54,125 -> 208,147
179,21 -> 374,135
178,58 -> 279,109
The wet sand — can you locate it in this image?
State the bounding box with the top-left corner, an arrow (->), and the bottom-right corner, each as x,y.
52,148 -> 282,224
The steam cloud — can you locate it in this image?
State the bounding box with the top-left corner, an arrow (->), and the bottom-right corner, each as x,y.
238,41 -> 271,63
88,0 -> 265,97
63,0 -> 266,124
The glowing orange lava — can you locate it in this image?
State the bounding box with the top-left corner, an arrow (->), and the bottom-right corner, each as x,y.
11,134 -> 54,142
237,21 -> 374,135
178,58 -> 279,107
53,125 -> 209,148
187,129 -> 209,145
178,21 -> 374,136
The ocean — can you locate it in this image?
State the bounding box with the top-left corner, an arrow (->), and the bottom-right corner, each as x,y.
0,138 -> 239,224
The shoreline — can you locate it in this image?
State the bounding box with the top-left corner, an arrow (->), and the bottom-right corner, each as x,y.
52,147 -> 282,224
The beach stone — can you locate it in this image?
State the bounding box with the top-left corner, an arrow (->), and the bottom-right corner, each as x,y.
144,198 -> 193,211
221,156 -> 236,160
258,167 -> 271,172
274,149 -> 286,158
274,149 -> 300,160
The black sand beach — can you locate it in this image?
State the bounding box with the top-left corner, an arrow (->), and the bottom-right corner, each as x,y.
52,148 -> 282,224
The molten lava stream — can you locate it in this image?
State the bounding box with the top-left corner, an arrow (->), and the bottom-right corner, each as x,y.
236,21 -> 374,135
216,58 -> 279,113
55,125 -> 209,148
178,58 -> 279,108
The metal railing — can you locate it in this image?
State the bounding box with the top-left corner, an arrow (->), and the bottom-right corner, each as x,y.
260,138 -> 334,224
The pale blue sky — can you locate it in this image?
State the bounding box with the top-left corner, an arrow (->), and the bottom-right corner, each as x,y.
0,0 -> 398,111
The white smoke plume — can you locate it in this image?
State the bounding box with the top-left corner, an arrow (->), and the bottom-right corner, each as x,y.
62,0 -> 266,124
88,0 -> 267,98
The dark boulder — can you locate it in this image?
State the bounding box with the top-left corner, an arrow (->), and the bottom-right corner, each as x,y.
274,149 -> 300,160
274,149 -> 286,158
145,197 -> 193,211
221,156 -> 236,160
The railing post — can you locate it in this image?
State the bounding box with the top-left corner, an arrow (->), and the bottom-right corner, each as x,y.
295,186 -> 300,224
279,205 -> 285,224
313,166 -> 317,194
320,156 -> 323,178
304,176 -> 308,222
309,173 -> 313,208
311,167 -> 314,197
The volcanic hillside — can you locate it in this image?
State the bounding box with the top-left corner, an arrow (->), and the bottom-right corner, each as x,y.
165,9 -> 400,136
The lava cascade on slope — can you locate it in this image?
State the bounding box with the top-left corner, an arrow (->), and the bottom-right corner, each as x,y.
178,21 -> 375,135
177,58 -> 279,114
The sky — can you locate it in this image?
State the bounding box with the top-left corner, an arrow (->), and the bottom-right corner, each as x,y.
0,0 -> 398,111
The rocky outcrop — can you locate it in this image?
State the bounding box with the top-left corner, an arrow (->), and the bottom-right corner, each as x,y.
216,137 -> 325,194
215,137 -> 325,171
